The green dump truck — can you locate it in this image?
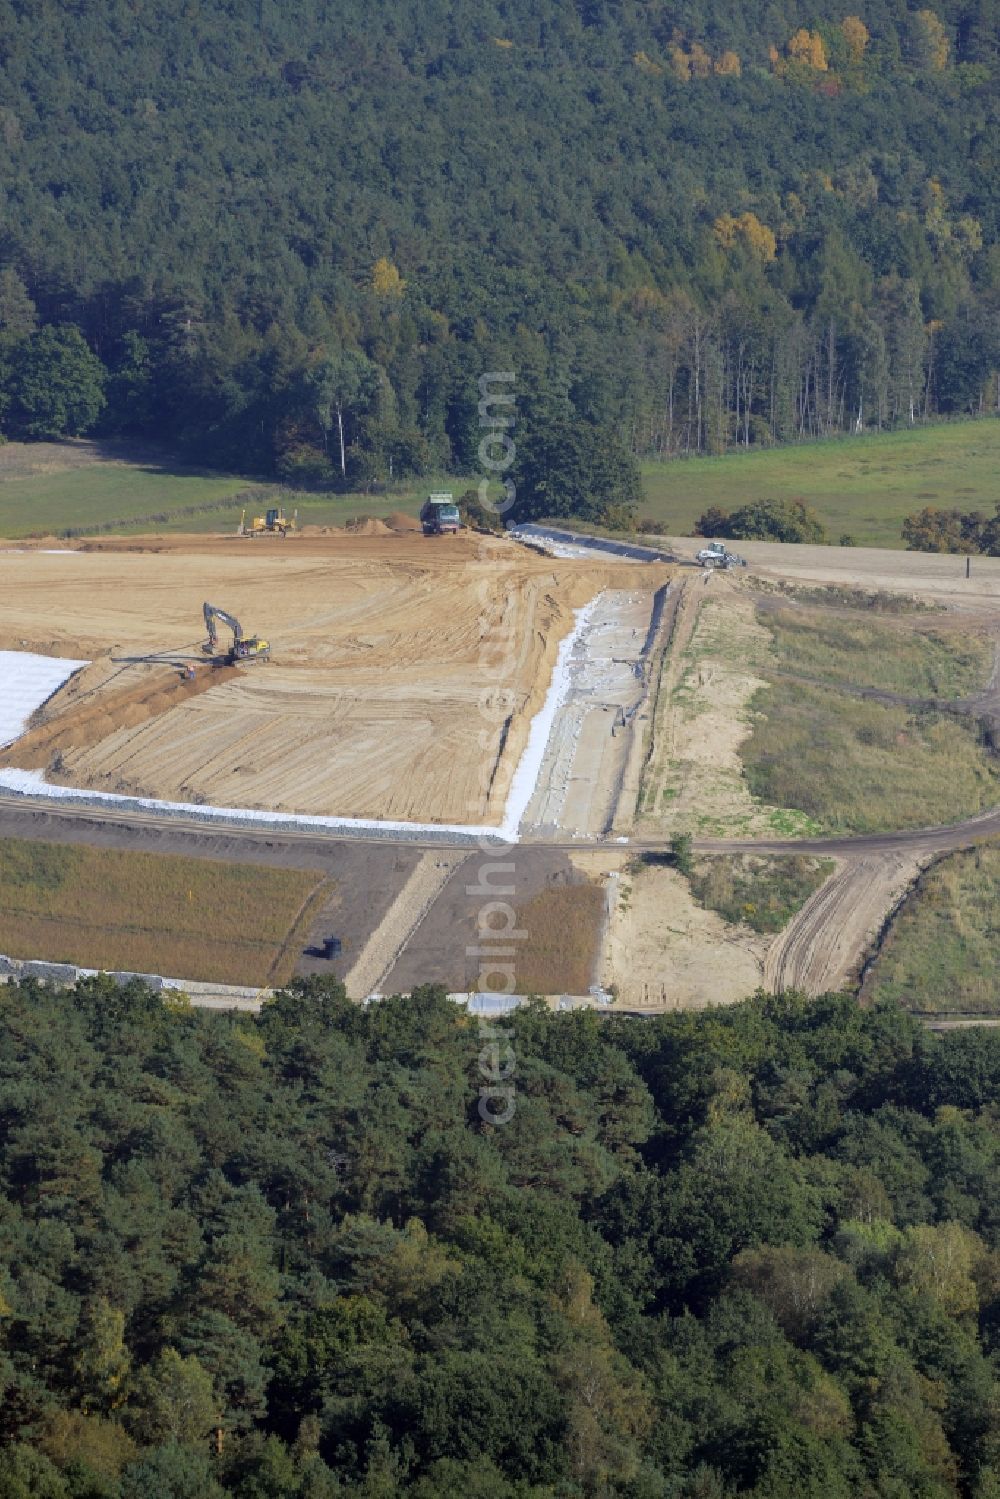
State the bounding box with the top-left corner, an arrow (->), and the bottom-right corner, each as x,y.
420,493 -> 461,535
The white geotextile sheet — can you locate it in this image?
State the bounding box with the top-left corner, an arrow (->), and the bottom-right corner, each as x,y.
0,652 -> 88,748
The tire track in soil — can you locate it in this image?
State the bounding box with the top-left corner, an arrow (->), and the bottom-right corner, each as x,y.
763,851 -> 927,996
707,623 -> 1000,998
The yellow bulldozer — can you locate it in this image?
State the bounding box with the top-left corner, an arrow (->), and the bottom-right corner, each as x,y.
238,505 -> 297,537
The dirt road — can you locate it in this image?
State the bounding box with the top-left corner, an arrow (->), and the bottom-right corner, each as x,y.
5,780 -> 1000,1002
761,852 -> 926,996
666,537 -> 1000,608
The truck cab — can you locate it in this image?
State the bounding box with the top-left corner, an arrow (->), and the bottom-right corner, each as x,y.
420,493 -> 461,535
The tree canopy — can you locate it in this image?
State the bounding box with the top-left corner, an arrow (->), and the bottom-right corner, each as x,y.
0,0 -> 996,483
696,498 -> 828,542
0,975 -> 998,1495
902,502 -> 1000,552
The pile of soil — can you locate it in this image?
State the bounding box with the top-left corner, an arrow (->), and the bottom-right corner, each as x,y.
383,511 -> 422,533
345,517 -> 393,536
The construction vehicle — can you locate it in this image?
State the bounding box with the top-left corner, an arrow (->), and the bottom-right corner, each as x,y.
420,493 -> 461,535
695,540 -> 747,570
201,602 -> 270,663
238,505 -> 297,537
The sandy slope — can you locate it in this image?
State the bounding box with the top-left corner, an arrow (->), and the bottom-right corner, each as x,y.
0,532 -> 670,825
606,862 -> 768,1009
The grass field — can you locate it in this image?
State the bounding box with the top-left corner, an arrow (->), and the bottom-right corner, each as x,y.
742,679 -> 1000,833
762,607 -> 992,698
862,842 -> 1000,1014
0,438 -> 449,538
4,421 -> 998,545
739,591 -> 1000,832
639,419 -> 1000,548
0,441 -> 270,538
0,838 -> 326,986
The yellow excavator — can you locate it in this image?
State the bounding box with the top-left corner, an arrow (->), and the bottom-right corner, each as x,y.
201,602 -> 270,664
238,505 -> 297,537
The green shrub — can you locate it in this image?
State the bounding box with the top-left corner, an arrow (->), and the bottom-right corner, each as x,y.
695,498 -> 827,544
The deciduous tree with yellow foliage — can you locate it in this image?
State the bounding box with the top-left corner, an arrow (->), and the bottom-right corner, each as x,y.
371,256 -> 406,298
787,27 -> 829,70
714,50 -> 742,76
841,14 -> 870,65
713,211 -> 777,262
913,7 -> 950,69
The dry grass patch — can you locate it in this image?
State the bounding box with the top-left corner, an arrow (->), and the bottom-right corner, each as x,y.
513,883 -> 606,994
0,838 -> 325,986
862,843 -> 1000,1014
762,606 -> 991,698
743,680 -> 1000,833
749,578 -> 942,614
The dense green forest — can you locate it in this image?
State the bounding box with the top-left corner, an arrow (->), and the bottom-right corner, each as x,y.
0,0 -> 997,487
0,977 -> 999,1496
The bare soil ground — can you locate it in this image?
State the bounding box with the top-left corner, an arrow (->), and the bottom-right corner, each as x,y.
7,525 -> 1000,1005
382,848 -> 605,995
669,538 -> 1000,608
342,851 -> 469,997
620,551 -> 1000,1007
763,851 -> 927,996
605,861 -> 768,1009
0,532 -> 665,825
636,578 -> 816,838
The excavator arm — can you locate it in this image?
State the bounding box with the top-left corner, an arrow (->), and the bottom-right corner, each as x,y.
203,602 -> 244,651
201,602 -> 270,664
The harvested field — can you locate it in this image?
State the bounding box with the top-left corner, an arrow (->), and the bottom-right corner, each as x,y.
0,836 -> 325,986
382,849 -> 606,995
0,532 -> 659,825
